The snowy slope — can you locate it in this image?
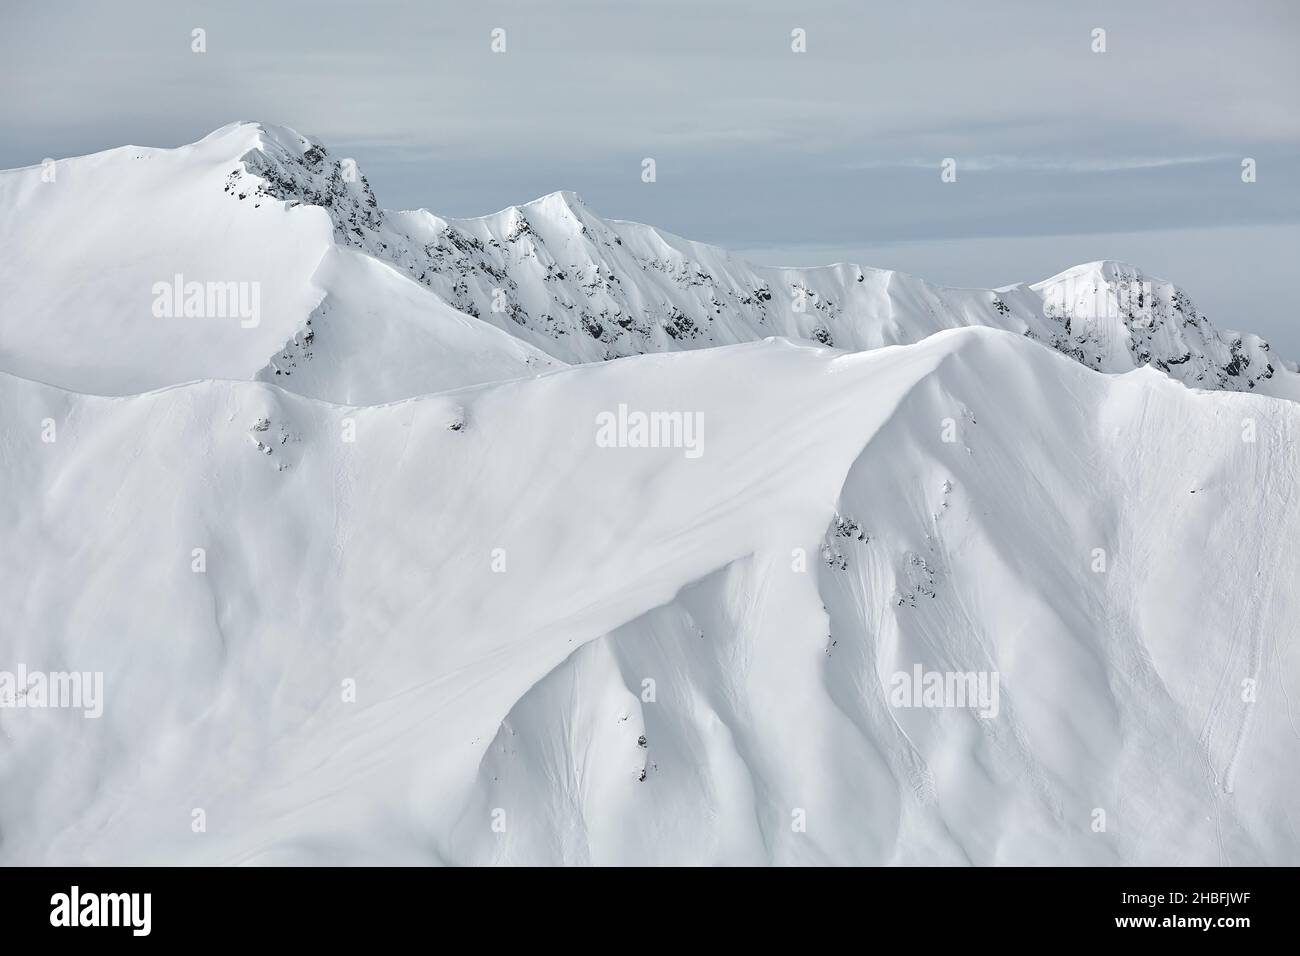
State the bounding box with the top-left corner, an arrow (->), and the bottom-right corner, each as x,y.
0,123 -> 555,401
2,328 -> 1296,865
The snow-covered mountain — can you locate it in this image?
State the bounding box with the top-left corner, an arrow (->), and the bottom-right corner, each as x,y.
1,123 -> 1297,865
2,122 -> 1296,403
0,123 -> 556,403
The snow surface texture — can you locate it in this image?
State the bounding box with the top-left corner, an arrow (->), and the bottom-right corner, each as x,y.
0,123 -> 1297,865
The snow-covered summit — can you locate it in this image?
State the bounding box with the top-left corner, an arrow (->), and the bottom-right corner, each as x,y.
1030,260 -> 1283,392
0,121 -> 555,402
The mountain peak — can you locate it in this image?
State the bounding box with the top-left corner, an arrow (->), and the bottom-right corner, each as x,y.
194,120 -> 318,160
1034,259 -> 1162,289
531,188 -> 587,210
213,121 -> 384,241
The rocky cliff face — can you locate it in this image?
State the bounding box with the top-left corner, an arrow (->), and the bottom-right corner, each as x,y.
1031,260 -> 1281,394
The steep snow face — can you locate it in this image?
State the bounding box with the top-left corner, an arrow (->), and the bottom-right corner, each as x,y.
0,123 -> 555,401
2,328 -> 1296,865
453,335 -> 1300,866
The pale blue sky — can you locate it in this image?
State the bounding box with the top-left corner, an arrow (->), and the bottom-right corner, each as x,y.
3,0 -> 1297,352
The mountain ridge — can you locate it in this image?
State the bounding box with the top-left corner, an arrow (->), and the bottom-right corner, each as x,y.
216,121 -> 1299,397
3,119 -> 1294,405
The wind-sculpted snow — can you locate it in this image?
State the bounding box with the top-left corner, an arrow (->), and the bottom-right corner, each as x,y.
452,333 -> 1300,865
2,329 -> 1296,864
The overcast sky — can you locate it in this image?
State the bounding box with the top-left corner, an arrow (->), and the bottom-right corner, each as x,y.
4,0 -> 1298,352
